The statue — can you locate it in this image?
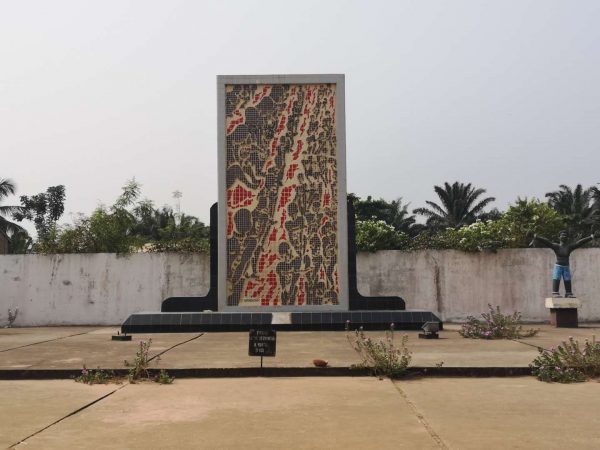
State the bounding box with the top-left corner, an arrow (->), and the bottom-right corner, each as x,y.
530,230 -> 597,297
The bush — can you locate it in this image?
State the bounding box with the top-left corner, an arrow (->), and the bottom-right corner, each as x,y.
530,336 -> 600,383
146,237 -> 209,253
355,219 -> 409,252
346,323 -> 412,378
460,305 -> 538,339
496,198 -> 565,248
404,222 -> 503,252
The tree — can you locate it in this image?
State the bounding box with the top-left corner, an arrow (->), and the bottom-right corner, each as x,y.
498,198 -> 565,247
36,178 -> 209,254
352,195 -> 419,236
545,184 -> 599,238
414,181 -> 496,229
13,185 -> 65,240
7,229 -> 33,254
0,178 -> 26,235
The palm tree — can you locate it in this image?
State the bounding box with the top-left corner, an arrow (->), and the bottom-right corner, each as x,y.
0,178 -> 25,235
414,181 -> 496,229
353,195 -> 419,236
545,184 -> 599,238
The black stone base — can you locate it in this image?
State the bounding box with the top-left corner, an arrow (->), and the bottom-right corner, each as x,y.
121,310 -> 443,334
549,308 -> 579,328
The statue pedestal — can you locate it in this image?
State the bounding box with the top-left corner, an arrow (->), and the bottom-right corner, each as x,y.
545,298 -> 581,328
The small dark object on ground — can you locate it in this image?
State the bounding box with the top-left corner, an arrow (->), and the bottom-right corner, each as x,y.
419,321 -> 440,339
313,359 -> 329,367
418,333 -> 439,339
112,334 -> 132,341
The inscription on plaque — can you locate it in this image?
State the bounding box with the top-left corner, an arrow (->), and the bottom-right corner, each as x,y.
248,329 -> 277,357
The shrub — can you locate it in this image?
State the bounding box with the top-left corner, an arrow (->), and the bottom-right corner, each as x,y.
346,323 -> 412,378
460,305 -> 538,339
355,219 -> 409,252
530,336 -> 600,383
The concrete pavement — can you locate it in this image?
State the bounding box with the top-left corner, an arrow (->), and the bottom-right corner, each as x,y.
3,326 -> 600,449
2,377 -> 600,449
3,324 -> 599,373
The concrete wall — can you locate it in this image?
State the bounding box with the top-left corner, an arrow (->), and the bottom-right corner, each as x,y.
0,253 -> 209,326
357,248 -> 600,322
1,249 -> 599,326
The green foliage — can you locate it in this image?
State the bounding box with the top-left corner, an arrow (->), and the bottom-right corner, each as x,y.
147,236 -> 209,253
124,339 -> 174,384
346,323 -> 412,379
7,229 -> 33,254
498,198 -> 565,248
530,336 -> 600,383
35,179 -> 209,254
75,366 -> 114,385
352,195 -> 418,236
355,219 -> 409,252
13,185 -> 65,241
405,199 -> 566,252
413,181 -> 495,229
124,339 -> 152,383
156,369 -> 174,384
459,304 -> 538,339
429,220 -> 505,252
545,184 -> 600,240
0,178 -> 26,236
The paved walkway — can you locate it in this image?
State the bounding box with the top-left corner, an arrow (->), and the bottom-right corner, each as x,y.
1,324 -> 599,372
2,326 -> 600,449
2,377 -> 600,449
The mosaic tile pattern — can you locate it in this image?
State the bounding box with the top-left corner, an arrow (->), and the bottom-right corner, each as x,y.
225,83 -> 339,307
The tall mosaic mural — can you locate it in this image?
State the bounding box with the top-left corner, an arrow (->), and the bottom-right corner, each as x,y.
224,83 -> 340,307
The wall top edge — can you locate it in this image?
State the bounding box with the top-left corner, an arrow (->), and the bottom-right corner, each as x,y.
217,74 -> 345,84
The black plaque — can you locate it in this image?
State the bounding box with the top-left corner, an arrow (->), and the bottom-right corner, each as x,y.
249,329 -> 276,357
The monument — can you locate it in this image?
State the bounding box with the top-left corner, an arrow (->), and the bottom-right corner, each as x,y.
532,230 -> 597,327
122,74 -> 442,332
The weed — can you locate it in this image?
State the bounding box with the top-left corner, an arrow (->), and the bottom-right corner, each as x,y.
124,339 -> 174,384
75,366 -> 114,384
124,339 -> 152,382
530,336 -> 600,383
460,304 -> 538,339
156,369 -> 175,384
346,323 -> 412,379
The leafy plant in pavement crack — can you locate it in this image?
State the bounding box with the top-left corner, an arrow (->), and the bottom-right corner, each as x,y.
346,322 -> 412,379
124,339 -> 174,384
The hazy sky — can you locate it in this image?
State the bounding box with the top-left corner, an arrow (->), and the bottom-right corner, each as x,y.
2,0 -> 599,233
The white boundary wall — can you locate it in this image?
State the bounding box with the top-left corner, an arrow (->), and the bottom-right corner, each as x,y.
1,249 -> 599,326
0,253 -> 209,326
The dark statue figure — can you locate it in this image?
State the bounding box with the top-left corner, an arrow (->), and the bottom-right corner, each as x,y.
530,230 -> 597,298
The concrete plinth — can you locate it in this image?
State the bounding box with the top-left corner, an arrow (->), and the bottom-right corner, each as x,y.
545,298 -> 581,328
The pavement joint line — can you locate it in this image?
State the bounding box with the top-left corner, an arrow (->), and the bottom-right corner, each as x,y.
0,330 -> 100,353
147,333 -> 204,363
510,338 -> 547,352
6,383 -> 128,449
391,380 -> 449,450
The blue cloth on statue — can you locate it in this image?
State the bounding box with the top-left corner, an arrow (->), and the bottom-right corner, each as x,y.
552,264 -> 572,281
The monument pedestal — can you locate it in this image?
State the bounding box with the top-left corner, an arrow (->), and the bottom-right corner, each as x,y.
545,298 -> 581,328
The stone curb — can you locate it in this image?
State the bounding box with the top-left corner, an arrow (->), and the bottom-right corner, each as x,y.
0,366 -> 532,380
